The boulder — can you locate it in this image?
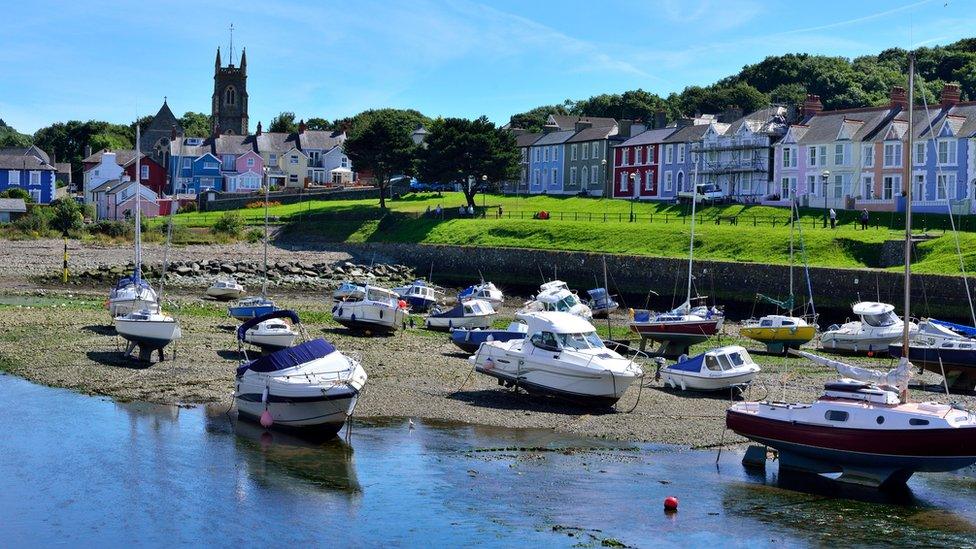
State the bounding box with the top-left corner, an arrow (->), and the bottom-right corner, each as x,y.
220,263 -> 237,274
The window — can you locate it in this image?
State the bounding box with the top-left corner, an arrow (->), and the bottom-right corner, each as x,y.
914,174 -> 925,201
883,142 -> 902,167
290,155 -> 299,165
825,410 -> 849,422
590,166 -> 597,186
937,139 -> 957,165
224,86 -> 236,106
635,147 -> 642,165
833,175 -> 844,199
534,148 -> 540,162
552,146 -> 558,161
780,177 -> 794,198
29,171 -> 41,185
883,175 -> 900,200
341,156 -> 349,168
937,173 -> 956,200
289,174 -> 298,183
862,175 -> 874,199
705,356 -> 721,371
915,142 -> 926,165
644,171 -> 653,191
533,169 -> 540,186
909,418 -> 930,426
807,175 -> 817,197
782,146 -> 796,168
677,144 -> 685,164
862,144 -> 874,167
621,148 -> 629,166
808,147 -> 817,167
580,167 -> 588,187
30,189 -> 41,203
571,144 -> 578,161
582,143 -> 589,160
204,161 -> 220,170
222,154 -> 235,170
182,158 -> 190,169
664,171 -> 673,192
591,142 -> 600,158
269,153 -> 278,167
543,147 -> 549,162
551,168 -> 557,187
665,144 -> 674,164
818,145 -> 827,166
620,172 -> 628,192
834,143 -> 844,165
570,167 -> 577,186
247,157 -> 255,167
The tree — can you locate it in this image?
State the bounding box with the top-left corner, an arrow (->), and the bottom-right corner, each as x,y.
337,108 -> 430,137
179,112 -> 211,136
0,119 -> 32,148
417,116 -> 519,209
343,116 -> 415,209
0,187 -> 31,202
305,117 -> 332,131
49,197 -> 84,234
269,112 -> 298,133
508,102 -> 571,131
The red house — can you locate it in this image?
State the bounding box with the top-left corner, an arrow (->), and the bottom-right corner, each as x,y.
122,154 -> 167,197
611,128 -> 676,199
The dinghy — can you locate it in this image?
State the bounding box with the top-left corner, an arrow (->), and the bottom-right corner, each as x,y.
206,276 -> 245,300
229,295 -> 277,321
450,322 -> 527,354
425,299 -> 496,331
458,281 -> 505,307
239,310 -> 299,351
661,346 -> 760,391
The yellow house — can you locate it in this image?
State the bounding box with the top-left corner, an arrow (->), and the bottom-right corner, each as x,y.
279,146 -> 308,189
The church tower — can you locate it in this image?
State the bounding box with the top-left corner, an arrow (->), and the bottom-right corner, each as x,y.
211,46 -> 248,135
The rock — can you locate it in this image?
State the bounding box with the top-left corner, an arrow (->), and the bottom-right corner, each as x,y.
220,263 -> 236,274
333,266 -> 345,275
191,262 -> 201,272
348,269 -> 363,277
175,266 -> 192,275
302,270 -> 317,277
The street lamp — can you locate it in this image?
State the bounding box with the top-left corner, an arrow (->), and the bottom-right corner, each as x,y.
481,174 -> 487,209
601,158 -> 607,198
821,169 -> 830,228
629,172 -> 637,222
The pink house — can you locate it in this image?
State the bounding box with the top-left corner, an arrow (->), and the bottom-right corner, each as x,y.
91,179 -> 160,220
225,151 -> 264,193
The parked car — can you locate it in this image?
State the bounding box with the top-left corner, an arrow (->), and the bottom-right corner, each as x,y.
678,184 -> 725,204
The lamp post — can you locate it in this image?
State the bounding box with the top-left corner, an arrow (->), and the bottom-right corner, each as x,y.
629,172 -> 637,222
481,174 -> 487,209
821,169 -> 830,228
601,158 -> 607,198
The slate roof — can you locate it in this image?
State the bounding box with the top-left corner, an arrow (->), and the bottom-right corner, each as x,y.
548,115 -> 617,131
662,124 -> 711,144
212,134 -> 255,155
531,130 -> 575,147
295,130 -> 345,151
0,198 -> 27,213
797,107 -> 893,145
515,132 -> 542,148
0,154 -> 55,170
915,102 -> 976,139
55,162 -> 72,174
617,127 -> 677,147
566,125 -> 619,144
0,145 -> 51,164
726,106 -> 790,135
83,149 -> 140,166
90,179 -> 121,194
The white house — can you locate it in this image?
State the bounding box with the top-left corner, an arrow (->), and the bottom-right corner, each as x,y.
83,152 -> 125,204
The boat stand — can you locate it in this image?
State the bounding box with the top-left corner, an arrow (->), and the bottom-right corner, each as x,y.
123,341 -> 169,363
639,337 -> 692,358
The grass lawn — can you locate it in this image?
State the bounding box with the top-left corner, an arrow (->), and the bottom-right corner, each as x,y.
161,192 -> 976,276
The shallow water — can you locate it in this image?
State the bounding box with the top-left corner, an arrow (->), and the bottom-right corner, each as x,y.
2,373 -> 975,547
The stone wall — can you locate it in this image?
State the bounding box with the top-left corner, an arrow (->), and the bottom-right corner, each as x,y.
200,187 -> 383,212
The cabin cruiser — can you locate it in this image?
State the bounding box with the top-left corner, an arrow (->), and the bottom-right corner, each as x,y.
239,310 -> 299,351
115,306 -> 182,361
108,275 -> 158,318
740,314 -> 817,353
470,311 -> 643,407
206,276 -> 246,301
522,280 -> 593,320
450,322 -> 528,354
889,318 -> 976,391
586,288 -> 619,319
425,299 -> 496,331
820,302 -> 916,353
228,295 -> 277,321
235,335 -> 367,438
629,300 -> 723,357
727,351 -> 976,487
331,285 -> 406,333
661,346 -> 761,391
393,280 -> 439,312
458,281 -> 505,307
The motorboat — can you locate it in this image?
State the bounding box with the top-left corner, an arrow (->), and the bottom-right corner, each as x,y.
239,310 -> 299,351
470,311 -> 643,407
235,336 -> 367,438
108,275 -> 158,318
450,322 -> 528,354
522,280 -> 593,320
229,295 -> 277,321
206,276 -> 245,301
586,288 -> 619,319
425,299 -> 496,331
820,302 -> 916,353
661,346 -> 761,391
393,280 -> 439,312
628,300 -> 722,357
889,318 -> 976,391
740,315 -> 817,353
458,281 -> 505,307
727,351 -> 976,487
115,306 -> 182,361
333,281 -> 366,302
331,285 -> 407,333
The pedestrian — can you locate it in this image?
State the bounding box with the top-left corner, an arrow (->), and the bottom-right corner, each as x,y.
829,208 -> 837,229
498,205 -> 503,218
860,208 -> 869,230
425,205 -> 431,216
459,205 -> 465,217
435,204 -> 442,217
467,205 -> 474,216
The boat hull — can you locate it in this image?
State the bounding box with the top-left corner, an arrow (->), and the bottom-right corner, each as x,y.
740,326 -> 816,348
475,365 -> 624,408
629,319 -> 721,343
236,390 -> 359,438
207,288 -> 245,300
450,329 -> 526,353
662,369 -> 757,391
404,295 -> 437,312
332,302 -> 404,333
889,344 -> 976,390
229,305 -> 276,321
115,319 -> 182,351
820,333 -> 902,353
244,332 -> 297,351
426,315 -> 494,332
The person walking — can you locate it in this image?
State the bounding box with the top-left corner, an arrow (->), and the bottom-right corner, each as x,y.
829,208 -> 837,229
860,208 -> 869,230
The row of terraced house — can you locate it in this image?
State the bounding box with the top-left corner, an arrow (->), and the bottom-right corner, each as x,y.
513,84 -> 976,213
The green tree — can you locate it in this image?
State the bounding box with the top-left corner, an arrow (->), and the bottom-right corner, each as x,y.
343,116 -> 415,209
573,89 -> 671,126
50,197 -> 84,234
0,119 -> 32,147
269,112 -> 298,133
417,116 -> 519,209
508,102 -> 571,132
337,108 -> 431,138
179,112 -> 211,136
305,117 -> 332,131
0,187 -> 32,202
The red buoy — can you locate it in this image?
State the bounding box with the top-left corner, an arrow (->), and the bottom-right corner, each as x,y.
260,409 -> 274,428
398,299 -> 408,309
664,496 -> 678,511
867,351 -> 875,357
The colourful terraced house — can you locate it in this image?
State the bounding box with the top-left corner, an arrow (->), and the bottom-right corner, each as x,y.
527,128 -> 572,194
0,146 -> 57,204
658,118 -> 713,199
611,127 -> 674,200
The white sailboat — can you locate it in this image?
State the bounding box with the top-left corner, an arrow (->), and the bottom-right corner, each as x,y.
229,181 -> 277,320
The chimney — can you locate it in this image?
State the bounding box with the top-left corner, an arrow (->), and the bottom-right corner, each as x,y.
298,119 -> 307,134
256,121 -> 263,136
617,119 -> 632,139
889,86 -> 908,109
542,123 -> 559,134
631,123 -> 647,136
574,120 -> 593,132
941,83 -> 961,107
654,111 -> 667,129
801,94 -> 823,117
84,144 -> 92,159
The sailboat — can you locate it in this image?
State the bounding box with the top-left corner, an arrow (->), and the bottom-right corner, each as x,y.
629,160 -> 722,356
727,55 -> 976,487
741,198 -> 817,352
115,126 -> 182,361
228,182 -> 277,321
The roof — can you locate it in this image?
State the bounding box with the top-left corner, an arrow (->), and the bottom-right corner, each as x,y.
547,115 -> 617,131
566,125 -> 619,144
295,130 -> 345,151
90,179 -> 122,194
618,127 -> 677,147
516,132 -> 542,148
798,107 -> 894,145
55,162 -> 72,174
212,134 -> 255,155
0,198 -> 27,213
0,154 -> 55,170
517,311 -> 596,334
726,106 -> 790,136
662,124 -> 710,144
255,132 -> 291,154
531,129 -> 575,146
0,145 -> 50,164
83,149 -> 139,165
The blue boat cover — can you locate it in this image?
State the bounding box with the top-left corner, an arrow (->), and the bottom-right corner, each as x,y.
431,303 -> 466,319
236,309 -> 301,341
458,285 -> 476,300
239,338 -> 335,375
669,353 -> 705,373
114,275 -> 152,290
930,318 -> 976,338
633,310 -> 651,323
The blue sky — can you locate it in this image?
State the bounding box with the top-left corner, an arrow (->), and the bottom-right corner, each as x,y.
0,0 -> 973,134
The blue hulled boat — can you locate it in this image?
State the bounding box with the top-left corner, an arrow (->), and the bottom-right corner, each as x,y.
229,296 -> 277,321
392,280 -> 438,312
450,322 -> 528,353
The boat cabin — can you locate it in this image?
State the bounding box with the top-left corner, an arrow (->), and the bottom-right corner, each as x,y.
521,312 -> 604,352
673,346 -> 757,375
853,302 -> 900,327
755,315 -> 808,328
536,289 -> 583,313
539,280 -> 571,293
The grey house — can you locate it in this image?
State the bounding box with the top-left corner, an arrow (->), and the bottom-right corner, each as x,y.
563,121 -> 619,196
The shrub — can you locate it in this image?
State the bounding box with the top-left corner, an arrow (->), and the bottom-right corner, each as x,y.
245,200 -> 282,209
13,206 -> 53,234
88,220 -> 132,238
49,198 -> 84,234
212,210 -> 244,236
245,227 -> 265,243
177,201 -> 198,214
0,188 -> 31,202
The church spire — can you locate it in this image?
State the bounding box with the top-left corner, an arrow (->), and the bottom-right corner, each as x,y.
240,47 -> 246,72
215,47 -> 221,70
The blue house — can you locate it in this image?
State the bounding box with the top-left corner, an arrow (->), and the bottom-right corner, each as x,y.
527,129 -> 573,194
659,120 -> 712,200
169,137 -> 227,194
910,102 -> 975,214
0,147 -> 57,203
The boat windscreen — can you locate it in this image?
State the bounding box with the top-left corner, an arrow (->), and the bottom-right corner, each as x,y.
863,311 -> 899,327
557,332 -> 604,350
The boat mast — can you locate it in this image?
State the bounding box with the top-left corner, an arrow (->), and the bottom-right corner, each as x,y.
262,178 -> 269,297
686,153 -> 700,310
789,192 -> 795,305
603,255 -> 612,339
134,125 -> 142,284
902,52 -> 915,357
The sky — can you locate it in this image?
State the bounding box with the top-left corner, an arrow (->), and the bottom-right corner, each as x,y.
0,0 -> 974,134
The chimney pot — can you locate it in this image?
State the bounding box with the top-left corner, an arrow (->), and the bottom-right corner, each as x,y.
941,83 -> 961,107
889,86 -> 908,109
802,94 -> 824,117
